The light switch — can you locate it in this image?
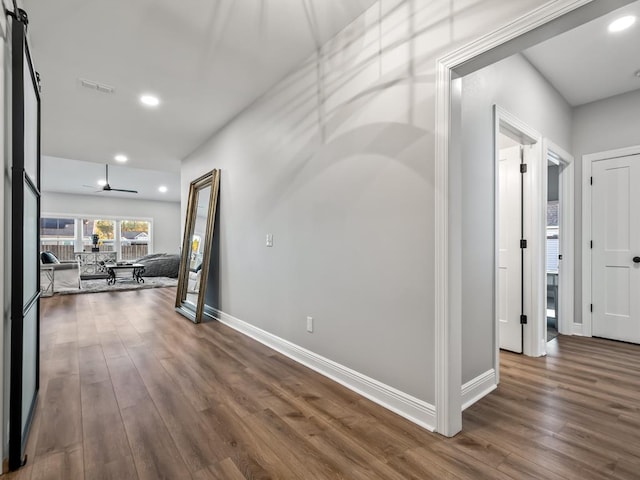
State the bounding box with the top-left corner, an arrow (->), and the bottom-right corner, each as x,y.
306,316 -> 313,333
266,234 -> 273,247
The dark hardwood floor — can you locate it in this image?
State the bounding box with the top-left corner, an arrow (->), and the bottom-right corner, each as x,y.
6,287 -> 640,479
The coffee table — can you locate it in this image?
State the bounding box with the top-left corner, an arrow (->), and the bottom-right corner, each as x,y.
104,263 -> 145,285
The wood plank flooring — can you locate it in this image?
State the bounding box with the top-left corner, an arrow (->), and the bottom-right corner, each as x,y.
6,287 -> 640,479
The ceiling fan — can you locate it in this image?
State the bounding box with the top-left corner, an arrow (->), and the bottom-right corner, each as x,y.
83,164 -> 138,194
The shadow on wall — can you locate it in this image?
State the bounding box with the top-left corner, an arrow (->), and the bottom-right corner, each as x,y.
248,0 -> 522,146
242,0 -> 519,222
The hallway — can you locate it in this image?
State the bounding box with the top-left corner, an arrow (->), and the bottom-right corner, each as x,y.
8,288 -> 640,479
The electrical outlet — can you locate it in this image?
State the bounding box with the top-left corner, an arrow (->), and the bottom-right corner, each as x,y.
306,316 -> 313,333
266,234 -> 273,247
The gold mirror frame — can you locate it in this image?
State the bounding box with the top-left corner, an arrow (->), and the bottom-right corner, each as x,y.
175,169 -> 220,323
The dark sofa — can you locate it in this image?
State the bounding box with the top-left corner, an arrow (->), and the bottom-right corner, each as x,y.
135,253 -> 181,278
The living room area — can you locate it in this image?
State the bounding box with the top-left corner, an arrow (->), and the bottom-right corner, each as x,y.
39,156 -> 182,295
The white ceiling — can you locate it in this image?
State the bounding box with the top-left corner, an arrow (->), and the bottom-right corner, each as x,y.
524,0 -> 640,107
26,0 -> 640,200
42,156 -> 181,202
24,0 -> 377,175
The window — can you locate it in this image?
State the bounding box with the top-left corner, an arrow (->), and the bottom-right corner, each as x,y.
546,201 -> 559,273
40,215 -> 153,261
190,234 -> 202,269
84,218 -> 115,252
120,220 -> 150,261
40,217 -> 75,261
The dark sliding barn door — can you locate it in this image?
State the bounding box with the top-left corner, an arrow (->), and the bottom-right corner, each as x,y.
9,8 -> 41,471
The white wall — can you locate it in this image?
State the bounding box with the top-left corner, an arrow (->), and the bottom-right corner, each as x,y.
41,192 -> 181,254
572,88 -> 640,324
182,0 -> 547,410
460,53 -> 572,383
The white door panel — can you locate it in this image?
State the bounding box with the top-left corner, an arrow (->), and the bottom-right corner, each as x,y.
498,146 -> 522,352
592,155 -> 640,343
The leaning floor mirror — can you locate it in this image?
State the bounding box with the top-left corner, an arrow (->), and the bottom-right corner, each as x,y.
176,169 -> 220,323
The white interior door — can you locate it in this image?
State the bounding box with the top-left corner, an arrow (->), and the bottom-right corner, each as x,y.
592,154 -> 640,343
498,145 -> 523,352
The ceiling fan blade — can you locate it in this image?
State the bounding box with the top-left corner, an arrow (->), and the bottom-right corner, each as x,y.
81,184 -> 103,192
86,165 -> 138,194
109,188 -> 138,194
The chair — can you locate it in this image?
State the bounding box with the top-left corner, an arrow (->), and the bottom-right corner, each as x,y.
40,251 -> 82,295
187,263 -> 202,293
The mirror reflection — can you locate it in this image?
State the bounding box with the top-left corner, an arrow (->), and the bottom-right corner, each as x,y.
186,185 -> 211,307
176,170 -> 220,323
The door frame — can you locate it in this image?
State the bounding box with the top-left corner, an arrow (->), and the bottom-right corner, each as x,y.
494,106 -> 543,364
434,0 -> 635,436
581,145 -> 640,337
492,112 -> 576,362
9,7 -> 42,470
542,139 -> 575,338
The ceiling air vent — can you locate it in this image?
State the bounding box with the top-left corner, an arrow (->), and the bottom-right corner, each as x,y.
79,78 -> 115,94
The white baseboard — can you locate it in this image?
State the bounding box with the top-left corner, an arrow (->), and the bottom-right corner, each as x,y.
461,369 -> 496,411
572,322 -> 587,336
204,306 -> 436,432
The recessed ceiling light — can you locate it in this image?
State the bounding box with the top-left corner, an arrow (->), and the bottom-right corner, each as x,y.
114,154 -> 128,163
608,15 -> 636,33
158,185 -> 168,193
140,94 -> 160,107
97,179 -> 107,186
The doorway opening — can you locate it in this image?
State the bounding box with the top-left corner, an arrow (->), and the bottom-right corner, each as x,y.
543,140 -> 574,343
495,110 -> 540,356
435,0 -> 629,436
546,153 -> 561,342
492,109 -> 575,360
